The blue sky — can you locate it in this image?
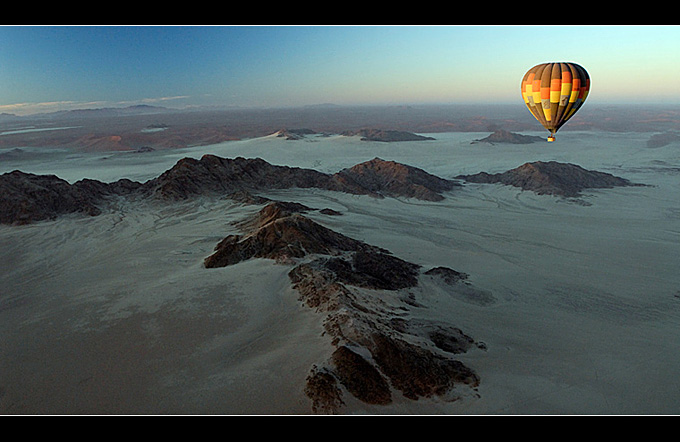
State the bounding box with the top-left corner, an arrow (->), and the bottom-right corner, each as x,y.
1,25 -> 679,115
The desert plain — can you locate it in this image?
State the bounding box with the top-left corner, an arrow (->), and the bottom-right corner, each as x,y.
1,105 -> 679,414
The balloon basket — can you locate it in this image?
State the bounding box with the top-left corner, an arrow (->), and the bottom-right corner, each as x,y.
547,136 -> 555,142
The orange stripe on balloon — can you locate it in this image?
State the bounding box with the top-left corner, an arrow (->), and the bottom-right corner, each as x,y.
561,70 -> 572,83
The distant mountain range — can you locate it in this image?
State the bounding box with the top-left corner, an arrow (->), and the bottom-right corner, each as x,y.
0,104 -> 340,120
25,104 -> 175,120
3,103 -> 680,152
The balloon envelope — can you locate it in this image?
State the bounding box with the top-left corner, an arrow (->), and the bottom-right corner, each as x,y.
521,62 -> 590,141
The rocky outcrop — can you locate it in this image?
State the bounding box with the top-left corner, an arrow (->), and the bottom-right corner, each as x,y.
342,128 -> 435,142
424,266 -> 469,285
140,155 -> 361,200
205,201 -> 484,414
275,128 -> 319,140
1,156 -> 644,226
143,155 -> 458,201
471,130 -> 544,145
458,161 -> 643,198
292,245 -> 483,413
0,170 -> 140,225
334,157 -> 460,202
204,202 -> 381,268
0,156 -> 458,225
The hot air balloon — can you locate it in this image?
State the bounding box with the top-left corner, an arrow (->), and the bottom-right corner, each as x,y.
521,62 -> 590,142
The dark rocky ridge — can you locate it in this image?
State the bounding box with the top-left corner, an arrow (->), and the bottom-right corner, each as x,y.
458,161 -> 643,198
205,200 -> 484,413
0,156 -> 458,225
341,128 -> 435,142
203,201 -> 385,268
0,170 -> 141,225
144,155 -> 458,202
1,156 -> 645,226
471,130 -> 544,145
140,155 -> 361,200
334,158 -> 460,202
275,128 -> 325,140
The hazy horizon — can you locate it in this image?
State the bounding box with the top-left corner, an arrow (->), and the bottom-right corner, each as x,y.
4,100 -> 680,121
2,25 -> 680,116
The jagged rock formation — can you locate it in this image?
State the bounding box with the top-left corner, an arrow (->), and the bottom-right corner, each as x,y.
318,208 -> 342,216
275,128 -> 319,140
471,130 -> 544,145
0,170 -> 140,225
341,128 -> 435,142
424,266 -> 469,285
145,155 -> 457,202
457,161 -> 642,198
334,157 -> 460,202
1,155 -> 458,224
205,201 -> 484,414
204,201 -> 379,268
140,155 -> 361,200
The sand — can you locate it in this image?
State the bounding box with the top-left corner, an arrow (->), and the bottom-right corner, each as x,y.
1,130 -> 679,414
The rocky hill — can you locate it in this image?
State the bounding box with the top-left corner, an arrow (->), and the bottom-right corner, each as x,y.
471,130 -> 544,145
341,128 -> 435,142
457,161 -> 642,198
142,155 -> 457,201
204,201 -> 383,268
275,128 -> 322,140
204,200 -> 485,413
1,156 -> 645,225
140,155 -> 360,200
0,170 -> 140,225
334,157 -> 460,201
0,156 -> 458,225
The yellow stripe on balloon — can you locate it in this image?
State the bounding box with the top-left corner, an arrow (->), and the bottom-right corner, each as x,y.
524,83 -> 532,103
550,90 -> 560,103
561,83 -> 571,95
569,90 -> 579,103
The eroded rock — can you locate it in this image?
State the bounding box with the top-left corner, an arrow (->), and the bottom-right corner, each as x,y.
458,161 -> 643,198
205,200 -> 484,413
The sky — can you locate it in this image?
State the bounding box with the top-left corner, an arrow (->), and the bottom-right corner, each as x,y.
1,25 -> 679,115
